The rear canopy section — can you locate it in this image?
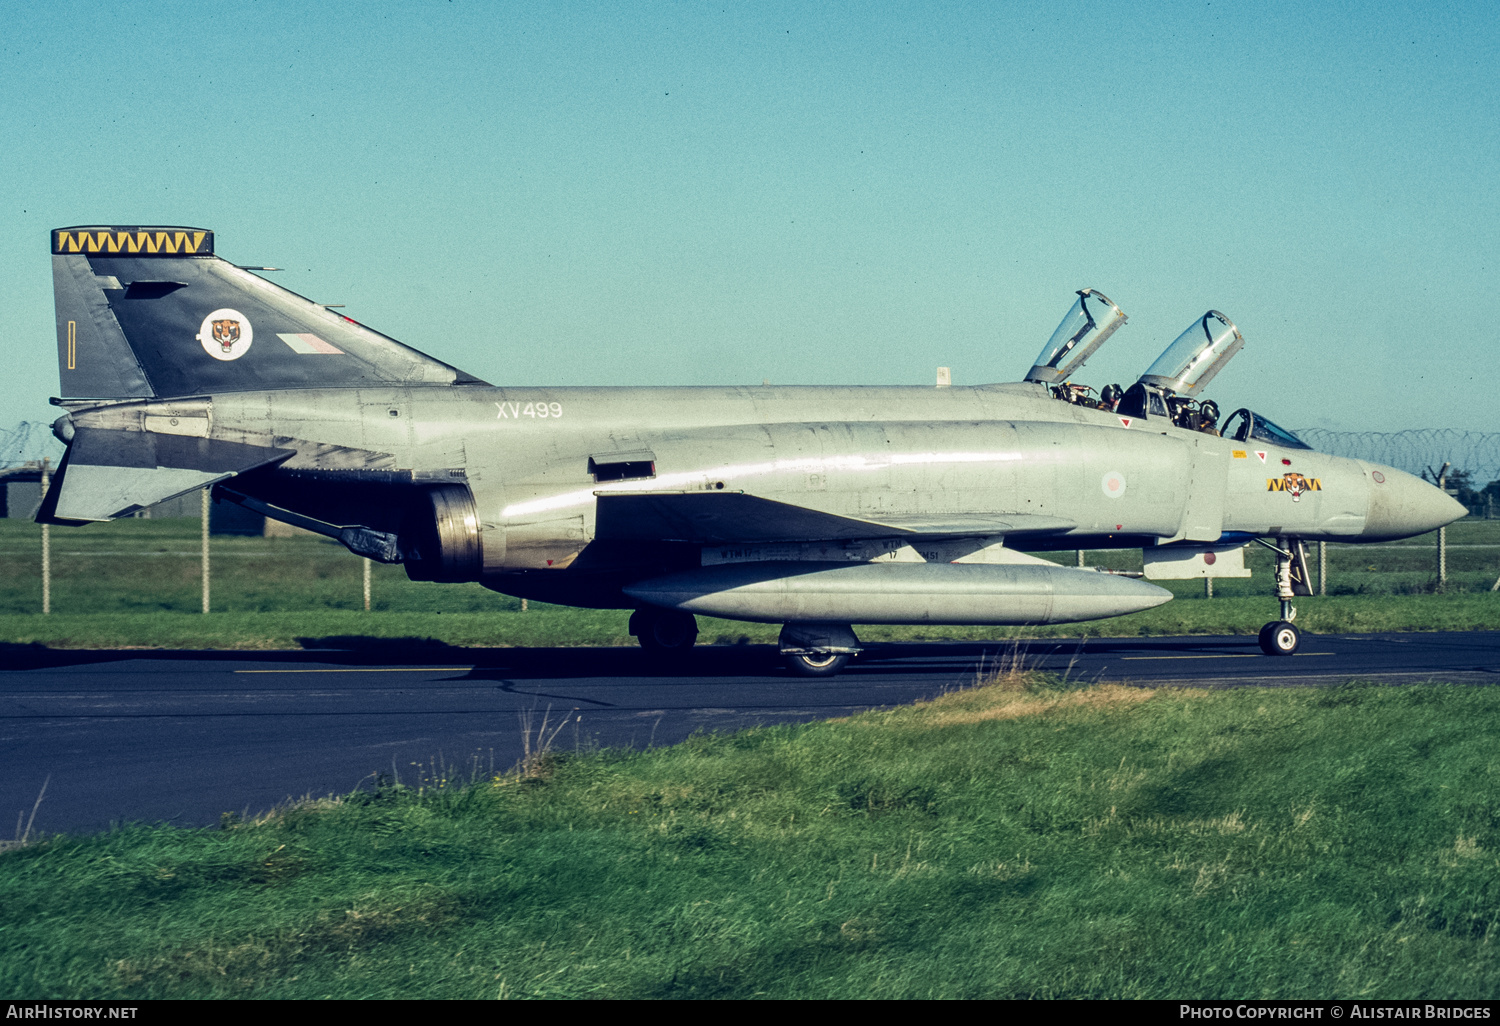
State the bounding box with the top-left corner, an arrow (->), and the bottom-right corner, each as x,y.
1024,289 -> 1128,385
51,226 -> 486,400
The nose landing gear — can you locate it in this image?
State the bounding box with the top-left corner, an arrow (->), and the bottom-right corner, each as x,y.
1255,537 -> 1312,656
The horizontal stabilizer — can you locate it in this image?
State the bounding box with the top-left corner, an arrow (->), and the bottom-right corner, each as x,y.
38,428 -> 292,522
595,491 -> 1076,544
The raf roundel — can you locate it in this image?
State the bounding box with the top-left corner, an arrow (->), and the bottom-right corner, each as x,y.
1100,470 -> 1127,499
196,308 -> 253,361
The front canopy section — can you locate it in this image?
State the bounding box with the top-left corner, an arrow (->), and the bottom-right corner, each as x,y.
1137,310 -> 1244,398
1220,409 -> 1312,450
1025,289 -> 1127,385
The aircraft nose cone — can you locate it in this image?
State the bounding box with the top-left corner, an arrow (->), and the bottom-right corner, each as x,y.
1361,464 -> 1468,541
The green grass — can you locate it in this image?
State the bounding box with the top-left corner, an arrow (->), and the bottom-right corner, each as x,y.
0,518 -> 524,616
2,518 -> 1499,648
3,593 -> 1500,651
5,677 -> 1500,998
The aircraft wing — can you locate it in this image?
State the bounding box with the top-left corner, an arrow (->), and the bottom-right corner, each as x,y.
593,491 -> 1074,544
38,428 -> 293,523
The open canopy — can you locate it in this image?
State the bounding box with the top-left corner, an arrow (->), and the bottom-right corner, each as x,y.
1025,289 -> 1127,384
1137,310 -> 1244,397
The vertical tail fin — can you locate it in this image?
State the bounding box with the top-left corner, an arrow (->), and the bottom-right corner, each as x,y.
51,226 -> 486,400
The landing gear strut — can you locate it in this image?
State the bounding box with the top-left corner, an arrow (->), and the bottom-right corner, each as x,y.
1256,537 -> 1312,656
629,608 -> 698,655
780,623 -> 861,677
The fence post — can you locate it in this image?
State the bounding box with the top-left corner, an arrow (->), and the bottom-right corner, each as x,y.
363,557 -> 371,611
1318,541 -> 1327,596
1076,549 -> 1085,568
1204,577 -> 1213,599
201,487 -> 211,614
40,458 -> 51,615
1438,465 -> 1450,590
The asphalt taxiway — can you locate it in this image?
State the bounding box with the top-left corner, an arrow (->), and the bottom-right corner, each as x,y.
2,631 -> 1497,836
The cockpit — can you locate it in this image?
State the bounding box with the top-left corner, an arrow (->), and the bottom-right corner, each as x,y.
1219,409 -> 1312,450
1029,296 -> 1250,438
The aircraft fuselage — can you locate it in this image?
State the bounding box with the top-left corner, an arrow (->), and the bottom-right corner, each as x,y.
61,378 -> 1447,609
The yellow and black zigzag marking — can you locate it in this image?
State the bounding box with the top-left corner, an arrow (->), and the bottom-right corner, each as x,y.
51,227 -> 213,256
1266,477 -> 1322,491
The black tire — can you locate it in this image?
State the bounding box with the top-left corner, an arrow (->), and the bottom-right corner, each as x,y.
785,652 -> 850,677
631,609 -> 698,653
1258,620 -> 1301,656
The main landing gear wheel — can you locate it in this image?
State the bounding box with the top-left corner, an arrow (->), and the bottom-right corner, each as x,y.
785,652 -> 850,678
779,624 -> 861,678
629,608 -> 698,655
1258,620 -> 1301,656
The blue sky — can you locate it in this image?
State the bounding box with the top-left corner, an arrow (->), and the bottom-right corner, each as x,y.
2,1 -> 1496,432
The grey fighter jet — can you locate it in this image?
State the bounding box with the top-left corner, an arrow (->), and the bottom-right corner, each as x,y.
39,226 -> 1465,674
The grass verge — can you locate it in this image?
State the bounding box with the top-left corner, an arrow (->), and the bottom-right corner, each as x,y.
2,592 -> 1499,651
4,517 -> 1499,648
4,675 -> 1500,998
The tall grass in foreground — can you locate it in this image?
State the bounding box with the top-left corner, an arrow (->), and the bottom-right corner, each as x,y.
3,677 -> 1500,998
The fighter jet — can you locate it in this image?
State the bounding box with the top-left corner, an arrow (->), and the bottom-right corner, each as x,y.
39,226 -> 1465,674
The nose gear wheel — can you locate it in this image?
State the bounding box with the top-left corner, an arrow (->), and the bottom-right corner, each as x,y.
1259,621 -> 1301,656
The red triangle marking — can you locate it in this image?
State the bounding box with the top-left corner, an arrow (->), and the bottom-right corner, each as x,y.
1255,451 -> 1267,463
1118,417 -> 1133,428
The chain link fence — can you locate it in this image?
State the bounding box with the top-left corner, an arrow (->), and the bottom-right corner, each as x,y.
0,421 -> 63,470
0,422 -> 63,521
